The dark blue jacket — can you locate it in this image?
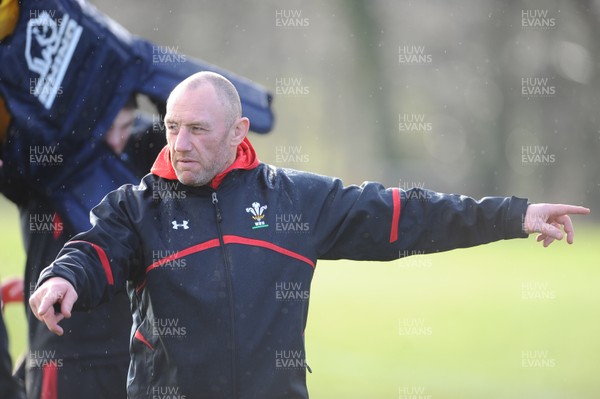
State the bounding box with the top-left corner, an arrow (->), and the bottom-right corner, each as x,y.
38,139 -> 529,399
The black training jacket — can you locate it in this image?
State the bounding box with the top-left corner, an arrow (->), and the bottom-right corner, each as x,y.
38,140 -> 529,399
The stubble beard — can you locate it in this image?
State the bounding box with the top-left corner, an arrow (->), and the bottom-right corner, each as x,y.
175,169 -> 213,187
175,152 -> 234,187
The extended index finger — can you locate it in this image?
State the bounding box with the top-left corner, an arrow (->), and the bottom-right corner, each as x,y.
549,205 -> 590,216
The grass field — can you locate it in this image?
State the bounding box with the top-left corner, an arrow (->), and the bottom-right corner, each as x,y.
1,195 -> 598,398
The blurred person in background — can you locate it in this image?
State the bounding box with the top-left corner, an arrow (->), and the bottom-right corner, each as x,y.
19,96 -> 164,399
1,0 -> 28,397
1,92 -> 165,398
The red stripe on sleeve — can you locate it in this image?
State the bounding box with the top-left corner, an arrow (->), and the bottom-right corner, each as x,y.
134,330 -> 155,351
41,364 -> 58,399
390,188 -> 401,243
52,212 -> 63,240
135,280 -> 146,293
67,241 -> 114,285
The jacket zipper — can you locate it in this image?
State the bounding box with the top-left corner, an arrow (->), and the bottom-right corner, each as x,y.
212,191 -> 237,398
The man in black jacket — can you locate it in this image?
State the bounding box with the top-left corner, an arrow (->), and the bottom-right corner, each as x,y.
29,72 -> 590,399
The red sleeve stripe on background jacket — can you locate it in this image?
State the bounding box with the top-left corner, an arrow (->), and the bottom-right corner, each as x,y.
67,241 -> 114,285
390,188 -> 401,243
52,212 -> 63,240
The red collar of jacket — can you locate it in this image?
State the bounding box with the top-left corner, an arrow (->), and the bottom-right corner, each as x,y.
150,137 -> 260,189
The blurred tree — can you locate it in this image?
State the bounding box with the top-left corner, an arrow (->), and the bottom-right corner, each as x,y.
344,0 -> 397,161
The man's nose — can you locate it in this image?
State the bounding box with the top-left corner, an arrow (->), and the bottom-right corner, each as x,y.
174,128 -> 192,152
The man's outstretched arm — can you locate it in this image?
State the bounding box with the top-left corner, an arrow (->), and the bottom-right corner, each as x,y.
311,176 -> 591,260
523,203 -> 590,247
29,277 -> 77,336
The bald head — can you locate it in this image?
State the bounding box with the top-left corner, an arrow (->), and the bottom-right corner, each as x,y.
164,71 -> 250,186
167,71 -> 242,128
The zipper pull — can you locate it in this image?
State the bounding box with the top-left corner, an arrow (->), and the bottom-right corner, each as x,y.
212,192 -> 223,222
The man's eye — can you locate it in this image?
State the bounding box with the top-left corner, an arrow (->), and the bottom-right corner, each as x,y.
166,124 -> 178,131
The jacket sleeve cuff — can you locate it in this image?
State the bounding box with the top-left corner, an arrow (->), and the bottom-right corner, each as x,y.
37,265 -> 80,295
505,196 -> 530,239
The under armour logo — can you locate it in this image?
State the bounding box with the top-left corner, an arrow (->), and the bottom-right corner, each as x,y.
172,220 -> 189,230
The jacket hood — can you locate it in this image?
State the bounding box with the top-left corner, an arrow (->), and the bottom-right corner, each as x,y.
150,137 -> 259,189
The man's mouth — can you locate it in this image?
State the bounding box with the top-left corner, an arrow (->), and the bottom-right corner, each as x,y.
175,159 -> 197,166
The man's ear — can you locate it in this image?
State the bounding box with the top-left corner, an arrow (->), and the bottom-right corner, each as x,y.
230,117 -> 250,146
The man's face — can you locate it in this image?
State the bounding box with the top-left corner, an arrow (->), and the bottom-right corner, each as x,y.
105,108 -> 135,155
164,84 -> 237,186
